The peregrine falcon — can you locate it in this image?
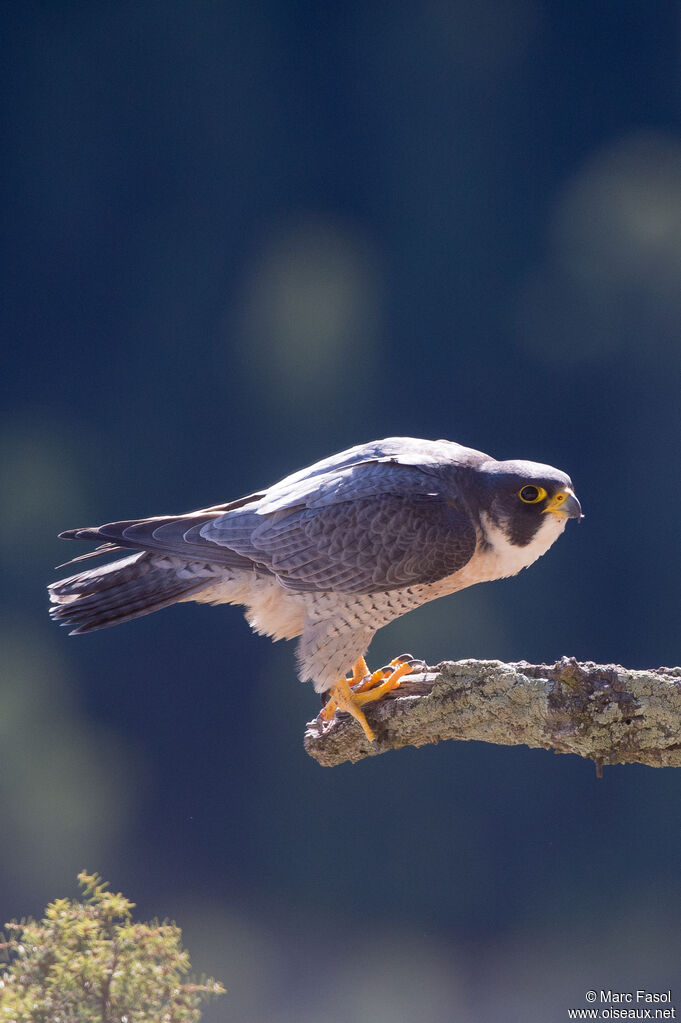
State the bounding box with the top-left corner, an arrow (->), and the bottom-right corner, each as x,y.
49,437 -> 582,741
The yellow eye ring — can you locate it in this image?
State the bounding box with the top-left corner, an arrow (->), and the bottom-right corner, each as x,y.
519,484 -> 547,504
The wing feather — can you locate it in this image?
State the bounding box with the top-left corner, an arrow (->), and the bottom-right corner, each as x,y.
55,440 -> 481,595
242,493 -> 476,594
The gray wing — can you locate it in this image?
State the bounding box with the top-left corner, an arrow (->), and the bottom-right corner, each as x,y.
203,460 -> 477,594
56,497 -> 269,573
236,492 -> 476,594
55,441 -> 482,594
253,435 -> 488,515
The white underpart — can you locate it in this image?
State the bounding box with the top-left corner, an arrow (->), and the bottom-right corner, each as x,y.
296,512 -> 570,690
181,510 -> 569,693
184,571 -> 306,642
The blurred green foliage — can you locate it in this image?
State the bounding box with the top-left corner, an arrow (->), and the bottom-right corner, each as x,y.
0,872 -> 224,1023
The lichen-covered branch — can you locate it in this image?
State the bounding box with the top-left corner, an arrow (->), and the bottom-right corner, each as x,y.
304,657 -> 681,769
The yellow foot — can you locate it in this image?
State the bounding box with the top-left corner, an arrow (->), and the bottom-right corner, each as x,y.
351,653 -> 414,693
319,656 -> 415,741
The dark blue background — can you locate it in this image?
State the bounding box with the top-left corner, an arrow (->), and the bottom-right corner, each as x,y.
3,3 -> 681,1020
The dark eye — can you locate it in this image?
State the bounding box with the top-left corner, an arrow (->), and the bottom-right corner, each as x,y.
519,484 -> 547,504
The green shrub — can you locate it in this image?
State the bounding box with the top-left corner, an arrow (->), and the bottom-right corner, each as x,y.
0,871 -> 224,1022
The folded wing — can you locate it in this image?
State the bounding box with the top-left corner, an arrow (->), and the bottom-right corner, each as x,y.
54,457 -> 478,598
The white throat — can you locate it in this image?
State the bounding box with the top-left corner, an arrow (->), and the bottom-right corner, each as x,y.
478,511 -> 568,580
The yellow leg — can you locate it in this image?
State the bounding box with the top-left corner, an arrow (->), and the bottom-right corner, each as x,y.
320,657 -> 414,741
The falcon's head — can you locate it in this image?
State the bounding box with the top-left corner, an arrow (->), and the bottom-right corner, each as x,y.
473,458 -> 582,574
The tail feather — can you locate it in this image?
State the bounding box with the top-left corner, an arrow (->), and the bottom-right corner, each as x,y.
48,551 -> 217,634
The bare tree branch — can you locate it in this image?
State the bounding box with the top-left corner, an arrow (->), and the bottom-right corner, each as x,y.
304,657 -> 681,770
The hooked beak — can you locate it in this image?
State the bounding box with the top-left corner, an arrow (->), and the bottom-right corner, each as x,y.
543,487 -> 583,521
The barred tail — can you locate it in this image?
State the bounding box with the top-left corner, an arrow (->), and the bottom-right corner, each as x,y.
48,552 -> 215,634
